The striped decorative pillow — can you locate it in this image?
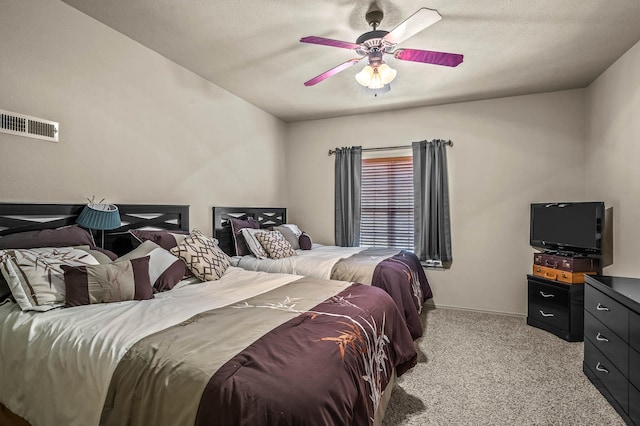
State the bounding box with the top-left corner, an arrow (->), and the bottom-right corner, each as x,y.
62,256 -> 154,307
118,241 -> 187,291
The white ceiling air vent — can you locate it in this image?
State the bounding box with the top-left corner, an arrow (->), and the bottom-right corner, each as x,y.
0,109 -> 58,142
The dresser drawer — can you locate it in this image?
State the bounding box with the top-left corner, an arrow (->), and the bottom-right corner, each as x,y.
533,253 -> 598,272
532,265 -> 590,284
528,301 -> 569,332
584,311 -> 628,377
631,310 -> 640,352
585,284 -> 629,341
584,339 -> 629,415
528,279 -> 568,308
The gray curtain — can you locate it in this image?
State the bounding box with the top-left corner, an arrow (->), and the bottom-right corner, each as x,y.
413,140 -> 452,262
334,146 -> 362,247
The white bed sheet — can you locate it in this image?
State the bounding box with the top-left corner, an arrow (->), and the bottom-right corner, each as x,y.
231,243 -> 365,279
0,267 -> 300,426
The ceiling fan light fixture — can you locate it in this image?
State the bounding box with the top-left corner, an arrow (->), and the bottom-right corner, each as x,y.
355,65 -> 374,87
368,68 -> 385,89
377,63 -> 397,85
355,63 -> 395,89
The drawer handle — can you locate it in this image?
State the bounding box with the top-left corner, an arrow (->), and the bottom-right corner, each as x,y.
595,333 -> 609,343
539,291 -> 554,298
539,310 -> 554,318
595,362 -> 609,374
596,303 -> 610,312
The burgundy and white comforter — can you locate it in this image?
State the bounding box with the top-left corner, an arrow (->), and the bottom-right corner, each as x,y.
0,267 -> 416,426
233,244 -> 433,339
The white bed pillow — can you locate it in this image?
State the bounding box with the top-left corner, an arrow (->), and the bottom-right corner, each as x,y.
240,228 -> 269,259
0,247 -> 100,311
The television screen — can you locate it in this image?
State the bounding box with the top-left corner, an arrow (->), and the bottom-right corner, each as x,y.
530,202 -> 604,254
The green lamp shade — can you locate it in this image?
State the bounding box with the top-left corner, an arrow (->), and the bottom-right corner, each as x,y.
76,203 -> 120,230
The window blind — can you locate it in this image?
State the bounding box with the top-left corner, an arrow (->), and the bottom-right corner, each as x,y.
360,156 -> 414,250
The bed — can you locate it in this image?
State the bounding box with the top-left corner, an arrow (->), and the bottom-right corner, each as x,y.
0,203 -> 417,426
213,206 -> 433,340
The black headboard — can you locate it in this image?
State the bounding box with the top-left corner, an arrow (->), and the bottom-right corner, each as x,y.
0,203 -> 189,255
212,207 -> 286,256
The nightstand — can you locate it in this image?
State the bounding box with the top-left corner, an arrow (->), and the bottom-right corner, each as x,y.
526,274 -> 584,342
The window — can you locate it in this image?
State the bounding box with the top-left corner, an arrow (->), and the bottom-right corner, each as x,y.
360,156 -> 414,250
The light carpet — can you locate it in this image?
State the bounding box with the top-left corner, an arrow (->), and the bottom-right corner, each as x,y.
383,307 -> 624,425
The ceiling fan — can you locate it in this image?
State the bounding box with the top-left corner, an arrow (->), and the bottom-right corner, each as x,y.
300,7 -> 463,89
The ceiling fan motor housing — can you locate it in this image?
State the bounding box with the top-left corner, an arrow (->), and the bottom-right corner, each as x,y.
356,30 -> 389,45
355,30 -> 392,57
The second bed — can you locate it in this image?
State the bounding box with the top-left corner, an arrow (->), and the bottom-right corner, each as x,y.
213,206 -> 432,340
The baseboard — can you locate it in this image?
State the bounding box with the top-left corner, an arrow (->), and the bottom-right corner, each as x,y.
424,301 -> 526,318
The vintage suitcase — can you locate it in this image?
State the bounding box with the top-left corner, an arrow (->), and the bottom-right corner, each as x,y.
532,264 -> 595,284
533,253 -> 598,272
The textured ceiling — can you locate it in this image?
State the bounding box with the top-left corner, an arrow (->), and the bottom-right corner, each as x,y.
61,0 -> 640,122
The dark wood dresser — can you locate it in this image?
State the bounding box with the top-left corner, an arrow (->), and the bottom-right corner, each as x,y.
527,274 -> 584,342
584,275 -> 640,425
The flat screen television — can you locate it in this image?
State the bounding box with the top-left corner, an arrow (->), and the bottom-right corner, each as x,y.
530,202 -> 604,254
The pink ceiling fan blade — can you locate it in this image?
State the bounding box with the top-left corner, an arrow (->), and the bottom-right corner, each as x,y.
394,48 -> 463,67
382,8 -> 442,45
300,36 -> 361,50
304,58 -> 364,86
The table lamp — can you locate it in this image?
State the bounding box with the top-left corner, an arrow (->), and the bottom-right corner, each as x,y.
76,203 -> 120,248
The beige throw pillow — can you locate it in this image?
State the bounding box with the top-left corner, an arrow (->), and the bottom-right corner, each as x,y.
254,231 -> 298,260
170,230 -> 230,281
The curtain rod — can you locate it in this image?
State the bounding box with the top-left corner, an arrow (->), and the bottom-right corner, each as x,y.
328,140 -> 453,156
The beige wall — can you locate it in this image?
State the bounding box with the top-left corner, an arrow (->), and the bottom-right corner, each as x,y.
0,0 -> 287,235
586,39 -> 640,277
286,90 -> 587,315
